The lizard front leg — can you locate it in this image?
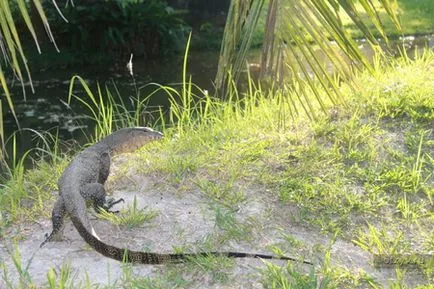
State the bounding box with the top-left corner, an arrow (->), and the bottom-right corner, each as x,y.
88,151 -> 124,212
40,196 -> 67,247
80,183 -> 124,213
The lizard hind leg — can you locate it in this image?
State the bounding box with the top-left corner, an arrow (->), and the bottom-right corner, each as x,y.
40,197 -> 67,247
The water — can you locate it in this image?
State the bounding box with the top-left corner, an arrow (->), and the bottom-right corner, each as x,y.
3,50 -> 220,135
2,35 -> 433,156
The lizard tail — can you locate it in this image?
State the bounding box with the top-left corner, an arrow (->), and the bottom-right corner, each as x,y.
70,215 -> 313,265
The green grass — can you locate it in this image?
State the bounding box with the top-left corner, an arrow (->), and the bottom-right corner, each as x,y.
0,130 -> 68,233
140,50 -> 433,286
1,50 -> 433,287
340,0 -> 434,38
397,0 -> 434,34
97,196 -> 158,229
213,207 -> 252,243
248,0 -> 434,48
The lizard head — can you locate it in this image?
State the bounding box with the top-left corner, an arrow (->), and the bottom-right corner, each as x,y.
103,127 -> 163,154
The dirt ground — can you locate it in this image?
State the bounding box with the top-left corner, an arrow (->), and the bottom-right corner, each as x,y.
0,157 -> 427,288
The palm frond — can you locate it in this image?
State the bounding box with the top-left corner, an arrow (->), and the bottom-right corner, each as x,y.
0,0 -> 59,149
216,0 -> 401,116
215,0 -> 266,95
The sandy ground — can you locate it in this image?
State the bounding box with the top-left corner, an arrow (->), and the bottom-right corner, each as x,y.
0,156 -> 427,288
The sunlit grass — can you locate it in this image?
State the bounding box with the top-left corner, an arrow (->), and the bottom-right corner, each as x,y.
139,50 -> 434,283
339,0 -> 434,37
248,0 -> 433,50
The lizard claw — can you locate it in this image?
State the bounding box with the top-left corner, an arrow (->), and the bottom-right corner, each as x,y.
106,197 -> 124,209
40,233 -> 50,248
97,197 -> 125,214
107,197 -> 124,204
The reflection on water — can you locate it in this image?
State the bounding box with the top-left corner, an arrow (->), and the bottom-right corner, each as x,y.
3,35 -> 433,145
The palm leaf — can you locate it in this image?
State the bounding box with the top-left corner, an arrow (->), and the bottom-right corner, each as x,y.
0,99 -> 3,153
0,0 -> 60,152
216,0 -> 401,116
215,0 -> 266,94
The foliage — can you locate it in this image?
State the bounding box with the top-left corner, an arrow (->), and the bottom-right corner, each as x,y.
341,0 -> 434,38
42,0 -> 188,62
1,49 -> 433,288
0,0 -> 407,166
0,0 -> 186,157
2,50 -> 433,288
216,0 -> 401,114
0,0 -> 59,149
0,129 -> 66,229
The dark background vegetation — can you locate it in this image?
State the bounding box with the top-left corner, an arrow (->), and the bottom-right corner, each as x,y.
16,0 -> 231,68
13,0 -> 434,70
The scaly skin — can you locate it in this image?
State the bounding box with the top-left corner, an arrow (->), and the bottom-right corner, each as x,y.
41,127 -> 312,265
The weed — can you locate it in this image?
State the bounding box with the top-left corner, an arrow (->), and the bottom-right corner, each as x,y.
332,112 -> 379,164
261,262 -> 330,289
267,232 -> 312,263
388,269 -> 409,289
46,263 -> 77,289
196,179 -> 246,208
353,224 -> 410,256
98,196 -> 158,229
184,253 -> 235,284
214,207 -> 252,244
120,261 -> 187,289
396,193 -> 426,221
122,271 -> 189,289
374,165 -> 421,194
0,130 -> 65,229
68,76 -> 158,143
1,245 -> 34,288
164,154 -> 200,185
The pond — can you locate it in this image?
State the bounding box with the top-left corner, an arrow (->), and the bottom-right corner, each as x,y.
2,34 -> 433,158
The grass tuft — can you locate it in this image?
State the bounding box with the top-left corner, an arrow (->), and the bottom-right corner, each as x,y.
98,196 -> 158,229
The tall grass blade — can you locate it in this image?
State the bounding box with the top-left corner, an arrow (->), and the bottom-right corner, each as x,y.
0,99 -> 3,156
16,0 -> 41,53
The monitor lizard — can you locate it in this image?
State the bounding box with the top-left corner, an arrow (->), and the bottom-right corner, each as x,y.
41,127 -> 312,265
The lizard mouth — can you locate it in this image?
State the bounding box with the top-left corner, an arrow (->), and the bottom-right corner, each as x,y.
135,127 -> 163,139
145,132 -> 163,142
